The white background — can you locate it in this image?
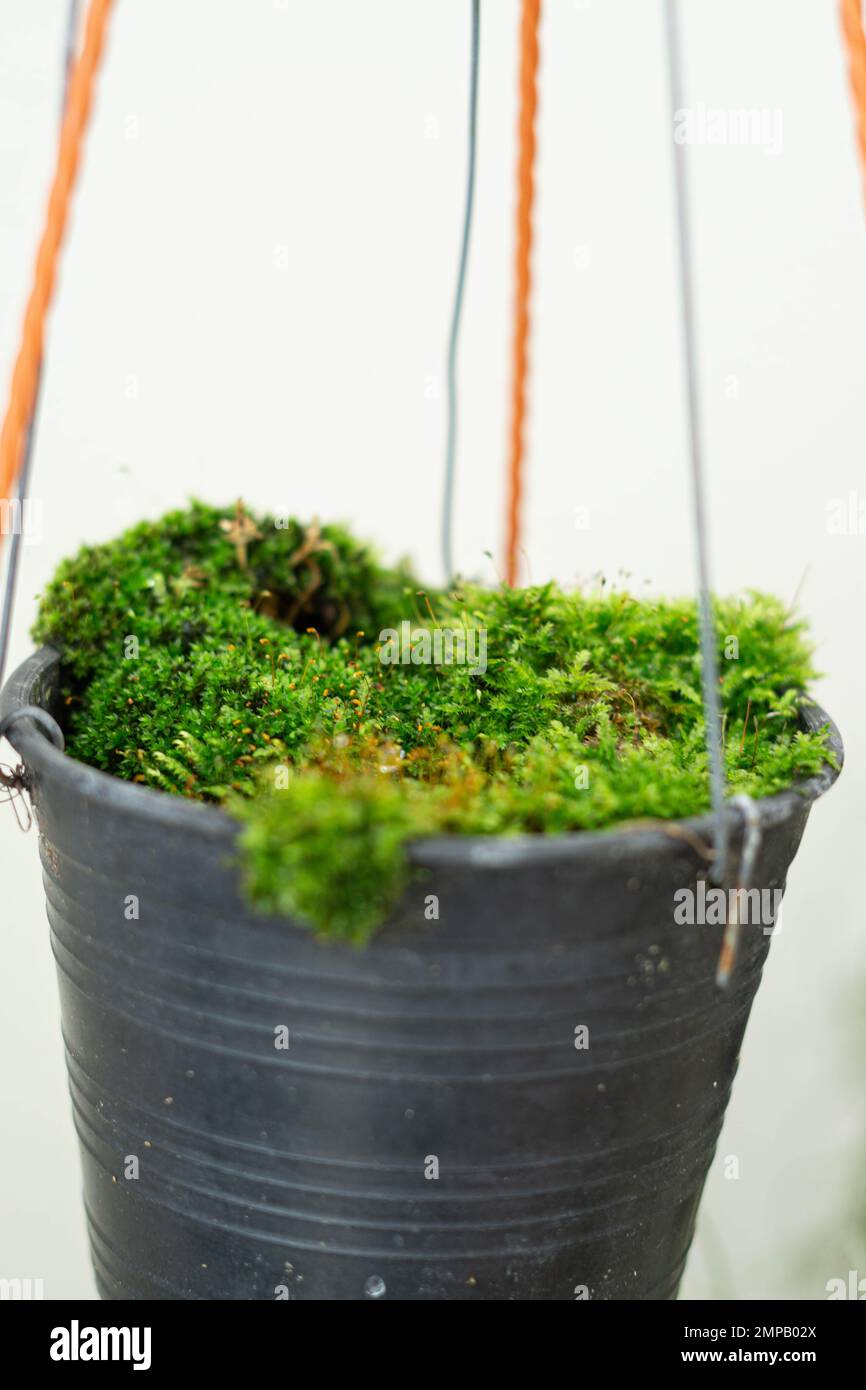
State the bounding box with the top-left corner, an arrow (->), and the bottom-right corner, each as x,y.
1,0 -> 864,1300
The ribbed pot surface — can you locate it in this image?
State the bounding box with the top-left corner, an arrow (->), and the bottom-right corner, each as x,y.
0,647 -> 842,1300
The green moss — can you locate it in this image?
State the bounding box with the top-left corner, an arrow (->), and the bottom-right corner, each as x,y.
33,501 -> 834,943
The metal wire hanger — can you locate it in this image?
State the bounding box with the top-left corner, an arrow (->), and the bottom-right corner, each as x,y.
662,0 -> 729,888
441,0 -> 481,586
0,0 -> 82,692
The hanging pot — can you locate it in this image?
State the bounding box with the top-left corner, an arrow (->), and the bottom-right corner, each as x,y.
0,645 -> 842,1301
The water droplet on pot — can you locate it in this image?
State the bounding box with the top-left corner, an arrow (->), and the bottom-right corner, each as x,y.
364,1275 -> 386,1299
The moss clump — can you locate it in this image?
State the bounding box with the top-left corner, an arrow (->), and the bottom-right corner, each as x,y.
34,500 -> 411,681
34,501 -> 833,943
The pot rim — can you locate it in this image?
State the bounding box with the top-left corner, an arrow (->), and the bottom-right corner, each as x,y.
0,645 -> 844,868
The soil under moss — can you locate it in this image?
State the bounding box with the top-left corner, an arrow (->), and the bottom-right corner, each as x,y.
32,501 -> 833,942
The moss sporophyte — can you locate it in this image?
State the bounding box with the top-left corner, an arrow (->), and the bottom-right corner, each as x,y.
32,501 -> 834,943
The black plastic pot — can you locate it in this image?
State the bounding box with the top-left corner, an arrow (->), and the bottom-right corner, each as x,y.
0,646 -> 842,1301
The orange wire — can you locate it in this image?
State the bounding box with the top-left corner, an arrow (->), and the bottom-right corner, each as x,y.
841,0 -> 866,215
505,0 -> 542,588
0,0 -> 115,515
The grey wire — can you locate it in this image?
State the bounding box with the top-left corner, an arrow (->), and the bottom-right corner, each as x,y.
441,0 -> 480,585
662,0 -> 728,884
0,0 -> 80,692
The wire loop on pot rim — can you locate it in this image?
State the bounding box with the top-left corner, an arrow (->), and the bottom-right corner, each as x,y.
0,704 -> 66,753
715,793 -> 763,989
